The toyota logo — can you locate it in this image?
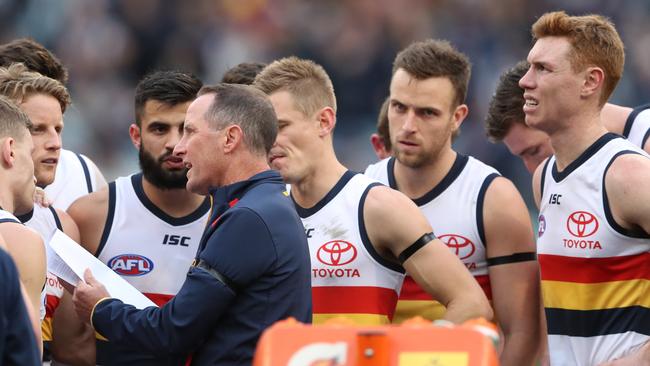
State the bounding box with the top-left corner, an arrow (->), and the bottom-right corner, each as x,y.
439,234 -> 475,260
566,211 -> 599,238
316,240 -> 357,266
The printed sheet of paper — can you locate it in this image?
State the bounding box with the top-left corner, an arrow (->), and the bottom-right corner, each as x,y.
47,229 -> 157,309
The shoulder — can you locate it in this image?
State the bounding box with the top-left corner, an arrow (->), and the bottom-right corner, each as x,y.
68,185 -> 109,218
605,152 -> 650,189
363,184 -> 427,234
0,223 -> 45,267
483,175 -> 519,202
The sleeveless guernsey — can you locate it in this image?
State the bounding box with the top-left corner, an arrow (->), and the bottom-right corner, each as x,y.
295,171 -> 405,325
538,133 -> 650,365
365,154 -> 499,323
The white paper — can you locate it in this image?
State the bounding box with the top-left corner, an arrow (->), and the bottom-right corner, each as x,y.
47,229 -> 157,309
46,245 -> 81,286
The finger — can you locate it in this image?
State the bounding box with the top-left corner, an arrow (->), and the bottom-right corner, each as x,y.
83,268 -> 96,284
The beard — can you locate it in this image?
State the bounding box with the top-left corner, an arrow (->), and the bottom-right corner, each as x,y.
139,145 -> 188,190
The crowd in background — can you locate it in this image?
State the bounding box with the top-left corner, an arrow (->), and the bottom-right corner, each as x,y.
2,0 -> 649,206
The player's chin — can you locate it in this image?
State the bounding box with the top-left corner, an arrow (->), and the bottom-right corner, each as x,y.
186,179 -> 207,196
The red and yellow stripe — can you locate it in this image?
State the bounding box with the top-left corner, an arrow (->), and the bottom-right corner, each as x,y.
312,286 -> 398,325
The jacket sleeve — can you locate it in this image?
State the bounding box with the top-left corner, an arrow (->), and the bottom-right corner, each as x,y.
91,207 -> 276,355
92,267 -> 235,355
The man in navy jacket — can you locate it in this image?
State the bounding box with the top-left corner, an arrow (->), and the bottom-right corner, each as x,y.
72,83 -> 312,365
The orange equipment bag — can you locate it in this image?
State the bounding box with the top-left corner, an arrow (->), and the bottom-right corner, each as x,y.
253,317 -> 499,366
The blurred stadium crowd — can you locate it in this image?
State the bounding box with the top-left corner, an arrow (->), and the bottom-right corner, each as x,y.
2,0 -> 649,205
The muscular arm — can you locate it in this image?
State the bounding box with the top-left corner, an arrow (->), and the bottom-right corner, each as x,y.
605,154 -> 650,236
56,208 -> 80,242
54,190 -> 108,364
51,208 -> 95,365
0,223 -> 46,353
67,187 -> 109,255
364,185 -> 492,323
483,177 -> 541,366
596,154 -> 650,364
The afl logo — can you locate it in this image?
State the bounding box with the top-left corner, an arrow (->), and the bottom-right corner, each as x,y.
108,254 -> 154,276
566,211 -> 599,238
439,234 -> 475,260
538,215 -> 546,238
316,240 -> 357,266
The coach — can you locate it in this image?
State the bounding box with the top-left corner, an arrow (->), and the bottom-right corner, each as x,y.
72,83 -> 312,365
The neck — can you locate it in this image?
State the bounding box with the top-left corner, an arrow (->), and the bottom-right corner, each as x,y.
219,156 -> 270,189
141,178 -> 205,218
548,109 -> 608,171
393,148 -> 457,199
291,150 -> 347,209
0,188 -> 14,213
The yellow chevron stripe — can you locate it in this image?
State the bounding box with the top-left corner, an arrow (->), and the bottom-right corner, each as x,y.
542,279 -> 650,310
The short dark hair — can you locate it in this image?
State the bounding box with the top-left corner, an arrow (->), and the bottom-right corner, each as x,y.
221,62 -> 267,85
198,83 -> 277,156
0,95 -> 32,141
393,39 -> 471,108
376,97 -> 391,152
485,61 -> 529,141
134,70 -> 203,126
0,38 -> 68,84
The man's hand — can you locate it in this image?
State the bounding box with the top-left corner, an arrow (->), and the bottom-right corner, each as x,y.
72,269 -> 110,325
34,186 -> 52,207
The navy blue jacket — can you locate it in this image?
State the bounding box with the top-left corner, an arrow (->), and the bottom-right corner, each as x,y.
0,248 -> 40,366
92,170 -> 312,365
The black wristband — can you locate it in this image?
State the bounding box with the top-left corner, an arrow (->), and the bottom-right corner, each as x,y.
398,232 -> 436,264
486,251 -> 537,267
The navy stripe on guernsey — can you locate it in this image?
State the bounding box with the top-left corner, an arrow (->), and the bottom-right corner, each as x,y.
131,173 -> 210,226
292,170 -> 356,218
476,173 -> 499,245
96,181 -> 116,257
643,129 -> 650,150
75,152 -> 93,193
622,103 -> 650,138
602,151 -> 650,239
540,157 -> 551,198
0,218 -> 20,224
552,133 -> 619,182
546,306 -> 650,337
48,206 -> 63,231
358,182 -> 405,274
387,154 -> 469,206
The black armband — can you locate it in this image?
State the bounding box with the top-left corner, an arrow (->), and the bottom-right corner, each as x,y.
486,252 -> 537,267
398,232 -> 436,264
195,259 -> 239,293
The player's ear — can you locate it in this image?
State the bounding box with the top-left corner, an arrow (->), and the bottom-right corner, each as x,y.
129,123 -> 142,150
1,138 -> 15,168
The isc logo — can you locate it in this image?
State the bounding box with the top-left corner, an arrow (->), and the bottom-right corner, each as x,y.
162,234 -> 190,247
108,254 -> 154,276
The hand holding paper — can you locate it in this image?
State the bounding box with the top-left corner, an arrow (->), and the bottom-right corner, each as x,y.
73,269 -> 110,323
46,229 -> 157,310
